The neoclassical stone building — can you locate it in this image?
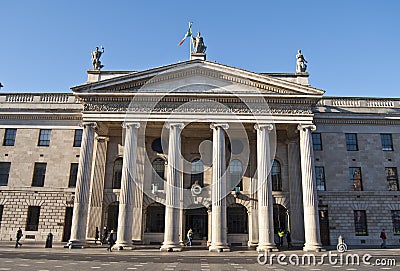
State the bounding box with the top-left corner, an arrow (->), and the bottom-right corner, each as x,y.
0,55 -> 399,251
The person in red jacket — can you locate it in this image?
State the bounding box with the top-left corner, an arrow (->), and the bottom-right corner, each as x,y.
380,229 -> 387,248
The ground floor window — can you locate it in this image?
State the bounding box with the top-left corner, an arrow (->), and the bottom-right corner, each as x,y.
392,210 -> 400,235
145,204 -> 165,233
227,204 -> 248,234
354,210 -> 368,236
26,206 -> 40,231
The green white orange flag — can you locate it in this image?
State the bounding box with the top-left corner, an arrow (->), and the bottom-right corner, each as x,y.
178,22 -> 192,46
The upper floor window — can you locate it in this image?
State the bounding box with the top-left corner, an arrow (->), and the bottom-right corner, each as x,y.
381,134 -> 393,151
349,167 -> 363,191
3,129 -> 17,146
315,166 -> 326,191
392,210 -> 400,235
312,133 -> 322,151
112,158 -> 123,189
32,162 -> 47,187
26,206 -> 40,231
354,210 -> 368,236
345,133 -> 358,151
271,159 -> 282,191
151,138 -> 164,154
38,129 -> 51,146
386,167 -> 399,191
68,163 -> 79,188
73,129 -> 83,147
191,159 -> 204,187
0,162 -> 11,186
229,159 -> 243,191
152,158 -> 165,190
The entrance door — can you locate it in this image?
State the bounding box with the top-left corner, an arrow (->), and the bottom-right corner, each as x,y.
185,207 -> 208,240
107,202 -> 119,231
62,207 -> 73,242
319,210 -> 330,245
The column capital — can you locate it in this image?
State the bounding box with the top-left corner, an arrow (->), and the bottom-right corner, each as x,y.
164,122 -> 185,129
95,136 -> 109,142
210,123 -> 229,130
254,123 -> 273,131
79,122 -> 98,129
122,122 -> 140,129
297,124 -> 316,132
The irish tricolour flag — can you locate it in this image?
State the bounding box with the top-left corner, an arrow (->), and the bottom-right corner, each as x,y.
178,22 -> 192,46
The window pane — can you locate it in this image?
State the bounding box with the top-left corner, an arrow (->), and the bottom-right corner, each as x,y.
68,163 -> 79,188
112,158 -> 123,189
312,133 -> 322,151
0,162 -> 11,186
26,206 -> 40,231
227,205 -> 248,233
349,167 -> 363,191
272,160 -> 282,191
38,129 -> 51,146
354,210 -> 368,236
229,159 -> 242,190
152,158 -> 165,190
191,159 -> 204,187
381,134 -> 393,151
145,205 -> 165,233
345,133 -> 358,151
315,166 -> 326,191
392,210 -> 400,235
3,129 -> 17,146
32,163 -> 47,187
73,129 -> 83,147
386,167 -> 399,191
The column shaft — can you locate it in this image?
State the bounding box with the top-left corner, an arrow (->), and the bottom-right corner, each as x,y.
115,123 -> 140,249
68,122 -> 96,248
298,124 -> 323,252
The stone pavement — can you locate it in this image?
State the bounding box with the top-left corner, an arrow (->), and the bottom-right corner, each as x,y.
0,241 -> 400,271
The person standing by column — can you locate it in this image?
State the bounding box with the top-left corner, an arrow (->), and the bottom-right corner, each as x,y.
15,227 -> 23,248
380,229 -> 387,248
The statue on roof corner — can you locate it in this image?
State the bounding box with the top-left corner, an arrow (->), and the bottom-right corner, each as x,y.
91,46 -> 104,70
192,32 -> 207,54
296,49 -> 308,73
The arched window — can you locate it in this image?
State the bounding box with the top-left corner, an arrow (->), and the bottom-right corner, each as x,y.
191,159 -> 204,187
227,204 -> 248,234
152,158 -> 165,190
229,159 -> 243,190
112,158 -> 123,189
151,138 -> 164,153
271,159 -> 282,191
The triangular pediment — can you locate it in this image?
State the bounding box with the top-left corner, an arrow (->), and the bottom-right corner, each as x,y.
71,60 -> 324,96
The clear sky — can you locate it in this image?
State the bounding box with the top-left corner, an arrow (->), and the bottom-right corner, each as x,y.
1,0 -> 399,97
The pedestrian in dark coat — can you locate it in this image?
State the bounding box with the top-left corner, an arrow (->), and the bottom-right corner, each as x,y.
107,230 -> 115,252
15,228 -> 23,248
95,227 -> 100,244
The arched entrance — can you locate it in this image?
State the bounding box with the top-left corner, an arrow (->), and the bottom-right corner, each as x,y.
273,204 -> 288,233
185,207 -> 208,241
106,201 -> 119,231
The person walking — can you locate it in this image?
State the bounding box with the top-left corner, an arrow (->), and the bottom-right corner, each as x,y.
278,229 -> 285,248
15,228 -> 23,248
286,231 -> 292,249
95,227 -> 100,244
102,227 -> 108,244
380,229 -> 387,248
186,229 -> 193,247
107,230 -> 115,252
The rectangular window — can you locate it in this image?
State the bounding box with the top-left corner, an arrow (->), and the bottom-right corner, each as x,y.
312,133 -> 322,151
315,166 -> 326,191
68,163 -> 79,188
38,129 -> 51,146
0,162 -> 11,186
386,167 -> 399,191
345,133 -> 358,151
349,167 -> 363,191
0,205 -> 3,227
392,210 -> 400,235
26,206 -> 40,231
381,134 -> 393,151
354,210 -> 368,236
3,129 -> 17,146
73,129 -> 83,147
32,163 -> 47,187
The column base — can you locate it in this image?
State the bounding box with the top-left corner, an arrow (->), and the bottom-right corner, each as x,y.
257,244 -> 278,252
66,240 -> 88,249
160,244 -> 182,252
209,244 -> 230,252
113,241 -> 134,250
247,241 -> 259,248
303,243 -> 324,252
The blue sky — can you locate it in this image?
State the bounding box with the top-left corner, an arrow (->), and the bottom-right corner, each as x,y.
0,1 -> 399,97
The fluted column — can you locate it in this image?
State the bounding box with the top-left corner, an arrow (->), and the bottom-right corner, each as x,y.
248,139 -> 258,247
160,123 -> 183,252
255,124 -> 276,252
209,123 -> 230,252
115,122 -> 140,250
68,122 -> 97,248
298,124 -> 323,252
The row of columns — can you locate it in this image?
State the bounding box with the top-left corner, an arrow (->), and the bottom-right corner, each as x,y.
67,122 -> 322,252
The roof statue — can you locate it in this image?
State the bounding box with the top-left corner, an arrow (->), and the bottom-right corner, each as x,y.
192,32 -> 207,54
296,49 -> 308,73
91,46 -> 104,70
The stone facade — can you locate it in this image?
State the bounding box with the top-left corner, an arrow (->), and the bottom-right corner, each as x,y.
0,60 -> 399,251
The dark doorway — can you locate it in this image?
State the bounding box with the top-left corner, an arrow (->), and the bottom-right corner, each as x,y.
62,207 -> 73,242
185,207 -> 208,240
273,204 -> 287,233
319,209 -> 330,245
107,202 -> 119,231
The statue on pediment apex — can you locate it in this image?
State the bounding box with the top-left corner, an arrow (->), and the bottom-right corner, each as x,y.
296,49 -> 308,73
192,32 -> 207,54
92,46 -> 104,70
